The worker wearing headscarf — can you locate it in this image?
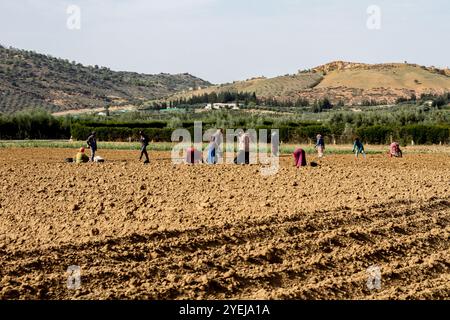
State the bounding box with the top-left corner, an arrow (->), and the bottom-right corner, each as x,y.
75,147 -> 89,163
315,134 -> 325,158
293,148 -> 307,167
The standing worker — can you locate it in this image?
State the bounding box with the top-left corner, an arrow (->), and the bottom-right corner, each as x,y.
86,131 -> 97,162
212,128 -> 224,163
207,136 -> 217,164
315,134 -> 325,158
139,130 -> 150,164
207,128 -> 223,164
352,137 -> 366,158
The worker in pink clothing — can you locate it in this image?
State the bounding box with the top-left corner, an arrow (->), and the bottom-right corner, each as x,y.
389,142 -> 403,158
185,146 -> 203,164
293,148 -> 307,167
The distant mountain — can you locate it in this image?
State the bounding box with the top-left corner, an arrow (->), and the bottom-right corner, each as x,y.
0,46 -> 211,113
174,61 -> 450,106
1,45 -> 448,113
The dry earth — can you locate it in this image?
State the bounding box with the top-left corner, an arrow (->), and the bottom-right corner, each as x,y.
0,148 -> 449,300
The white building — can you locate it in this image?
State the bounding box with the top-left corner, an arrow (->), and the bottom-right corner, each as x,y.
205,103 -> 241,110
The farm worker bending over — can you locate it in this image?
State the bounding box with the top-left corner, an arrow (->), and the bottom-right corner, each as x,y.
352,138 -> 366,158
86,131 -> 97,162
139,131 -> 150,164
389,142 -> 403,158
75,147 -> 89,163
186,146 -> 203,164
315,134 -> 325,158
234,132 -> 251,164
293,148 -> 307,167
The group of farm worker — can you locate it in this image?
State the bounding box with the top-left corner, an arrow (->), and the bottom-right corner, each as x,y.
185,129 -> 252,164
74,131 -> 97,163
292,135 -> 403,167
73,130 -> 403,165
74,130 -> 150,164
293,134 -> 326,167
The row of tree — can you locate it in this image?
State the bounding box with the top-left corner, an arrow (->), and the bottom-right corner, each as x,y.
171,91 -> 257,107
155,91 -> 333,111
1,108 -> 449,144
0,109 -> 70,139
69,123 -> 449,145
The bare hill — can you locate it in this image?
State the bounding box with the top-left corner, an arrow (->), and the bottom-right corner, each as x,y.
306,61 -> 450,105
175,61 -> 450,106
170,73 -> 323,101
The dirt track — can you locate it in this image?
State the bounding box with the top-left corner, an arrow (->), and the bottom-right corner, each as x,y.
0,148 -> 449,300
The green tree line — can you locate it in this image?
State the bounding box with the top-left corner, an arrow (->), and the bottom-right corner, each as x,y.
1,108 -> 449,144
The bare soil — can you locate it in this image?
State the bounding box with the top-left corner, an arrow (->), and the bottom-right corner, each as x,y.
0,148 -> 449,300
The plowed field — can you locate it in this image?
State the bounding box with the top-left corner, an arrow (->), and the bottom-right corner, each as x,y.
0,148 -> 449,299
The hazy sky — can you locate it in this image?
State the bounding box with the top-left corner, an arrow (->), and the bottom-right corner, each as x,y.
0,0 -> 449,83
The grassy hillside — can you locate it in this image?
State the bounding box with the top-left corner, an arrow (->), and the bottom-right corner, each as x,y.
0,45 -> 211,113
